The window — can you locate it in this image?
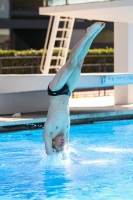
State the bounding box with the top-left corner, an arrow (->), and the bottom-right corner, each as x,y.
0,0 -> 9,19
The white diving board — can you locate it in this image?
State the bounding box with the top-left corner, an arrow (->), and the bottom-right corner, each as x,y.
39,0 -> 133,23
1,73 -> 133,115
1,73 -> 133,94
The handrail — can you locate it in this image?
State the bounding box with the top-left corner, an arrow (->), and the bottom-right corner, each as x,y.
0,56 -> 42,59
0,54 -> 113,59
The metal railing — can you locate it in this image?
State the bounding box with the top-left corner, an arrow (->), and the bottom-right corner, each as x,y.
0,56 -> 41,74
0,54 -> 113,74
72,86 -> 114,98
82,54 -> 113,73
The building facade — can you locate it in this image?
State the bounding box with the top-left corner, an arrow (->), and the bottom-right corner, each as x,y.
0,0 -> 113,50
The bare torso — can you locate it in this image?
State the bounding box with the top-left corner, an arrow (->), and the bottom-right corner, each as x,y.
44,95 -> 70,139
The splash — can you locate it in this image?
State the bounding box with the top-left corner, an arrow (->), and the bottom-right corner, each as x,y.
38,149 -> 71,166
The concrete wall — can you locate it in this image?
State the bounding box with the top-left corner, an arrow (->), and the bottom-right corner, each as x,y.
0,74 -> 52,115
0,90 -> 49,115
1,74 -> 133,115
114,23 -> 133,104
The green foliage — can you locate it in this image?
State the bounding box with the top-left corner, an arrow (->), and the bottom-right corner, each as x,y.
88,47 -> 114,55
0,49 -> 43,57
0,48 -> 114,57
68,47 -> 114,55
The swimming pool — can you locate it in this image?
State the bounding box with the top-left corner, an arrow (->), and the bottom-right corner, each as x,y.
1,120 -> 133,200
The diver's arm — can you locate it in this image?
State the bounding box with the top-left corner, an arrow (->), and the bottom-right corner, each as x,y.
43,131 -> 53,155
65,128 -> 69,145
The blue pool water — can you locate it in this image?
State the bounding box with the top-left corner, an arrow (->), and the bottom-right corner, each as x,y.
1,120 -> 133,200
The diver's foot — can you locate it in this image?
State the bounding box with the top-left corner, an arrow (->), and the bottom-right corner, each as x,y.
86,22 -> 105,37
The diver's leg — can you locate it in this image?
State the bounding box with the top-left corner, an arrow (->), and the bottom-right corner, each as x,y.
49,22 -> 104,91
66,23 -> 105,92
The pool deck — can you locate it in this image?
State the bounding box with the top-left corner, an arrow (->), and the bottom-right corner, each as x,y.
1,96 -> 133,131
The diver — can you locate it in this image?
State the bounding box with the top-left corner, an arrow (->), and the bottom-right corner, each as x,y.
43,22 -> 105,155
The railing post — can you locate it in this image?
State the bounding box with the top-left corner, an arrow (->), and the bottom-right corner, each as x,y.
104,56 -> 106,72
0,59 -> 2,74
37,57 -> 40,73
98,58 -> 100,72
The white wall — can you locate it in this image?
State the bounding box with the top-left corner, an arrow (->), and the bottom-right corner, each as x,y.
1,73 -> 133,115
114,22 -> 133,104
0,91 -> 49,115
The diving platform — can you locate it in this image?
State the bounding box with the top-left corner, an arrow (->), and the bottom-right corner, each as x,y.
39,0 -> 133,107
39,0 -> 133,23
1,73 -> 133,94
0,73 -> 133,115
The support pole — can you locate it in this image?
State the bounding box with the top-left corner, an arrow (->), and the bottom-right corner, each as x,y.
114,22 -> 133,104
40,16 -> 53,74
